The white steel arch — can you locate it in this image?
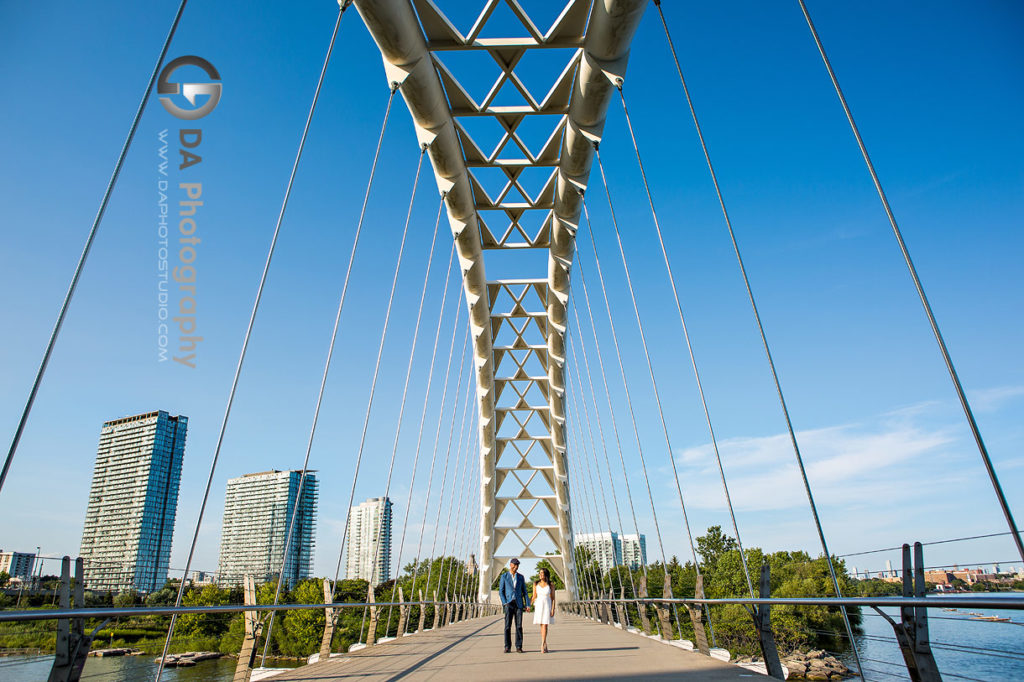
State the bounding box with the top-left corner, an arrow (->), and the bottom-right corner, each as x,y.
354,0 -> 646,601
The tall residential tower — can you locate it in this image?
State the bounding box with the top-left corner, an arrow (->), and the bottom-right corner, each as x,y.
217,470 -> 318,587
79,411 -> 187,592
346,497 -> 392,585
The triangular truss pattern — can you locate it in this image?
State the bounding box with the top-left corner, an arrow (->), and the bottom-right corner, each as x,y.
356,0 -> 647,602
421,0 -> 582,250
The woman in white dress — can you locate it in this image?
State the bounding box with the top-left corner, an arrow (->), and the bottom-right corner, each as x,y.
531,568 -> 555,653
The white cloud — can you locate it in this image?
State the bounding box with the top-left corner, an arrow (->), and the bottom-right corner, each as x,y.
674,409 -> 956,513
968,385 -> 1024,412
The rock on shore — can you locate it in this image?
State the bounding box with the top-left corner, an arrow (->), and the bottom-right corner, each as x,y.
733,650 -> 852,680
153,651 -> 223,667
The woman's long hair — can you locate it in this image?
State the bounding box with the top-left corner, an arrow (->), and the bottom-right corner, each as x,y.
536,568 -> 550,585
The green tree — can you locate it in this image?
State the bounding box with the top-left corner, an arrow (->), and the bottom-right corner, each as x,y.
176,584 -> 230,638
532,557 -> 565,590
0,571 -> 10,588
113,590 -> 138,608
696,525 -> 737,571
276,579 -> 326,657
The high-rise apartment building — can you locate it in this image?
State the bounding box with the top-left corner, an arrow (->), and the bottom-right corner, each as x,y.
0,551 -> 36,580
217,470 -> 317,588
619,534 -> 647,569
574,532 -> 622,573
80,411 -> 187,592
346,497 -> 392,585
573,531 -> 647,572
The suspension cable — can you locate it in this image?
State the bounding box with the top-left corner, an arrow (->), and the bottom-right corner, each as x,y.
381,196 -> 451,631
262,142 -> 427,662
402,312 -> 470,634
429,378 -> 475,620
0,0 -> 190,497
421,352 -> 476,610
613,83 -> 727,589
580,171 -> 688,638
565,334 -> 620,600
652,1 -> 863,673
332,145 -> 431,645
563,360 -> 615,600
156,8 -> 350,678
566,284 -> 640,609
441,405 -> 478,609
405,327 -> 473,630
795,0 -> 1022,565
359,327 -> 471,641
579,190 -> 671,586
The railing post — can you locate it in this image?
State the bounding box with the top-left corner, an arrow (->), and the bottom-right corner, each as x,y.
48,557 -> 94,682
884,543 -> 942,681
234,575 -> 263,682
318,578 -> 336,662
431,590 -> 440,629
752,563 -> 786,679
636,572 -> 652,634
444,592 -> 453,626
687,575 -> 710,655
417,589 -> 426,632
396,586 -> 409,635
365,584 -> 378,646
654,577 -> 673,639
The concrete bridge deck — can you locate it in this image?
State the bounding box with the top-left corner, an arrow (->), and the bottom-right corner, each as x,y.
268,613 -> 763,681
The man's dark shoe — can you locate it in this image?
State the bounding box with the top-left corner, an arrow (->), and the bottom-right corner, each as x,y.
516,648 -> 524,653
504,647 -> 511,653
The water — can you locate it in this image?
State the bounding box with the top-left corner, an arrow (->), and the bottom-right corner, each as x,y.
842,593 -> 1024,681
0,655 -> 301,681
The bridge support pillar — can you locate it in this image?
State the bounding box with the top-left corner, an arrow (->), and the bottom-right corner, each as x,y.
687,576 -> 711,655
234,575 -> 264,682
880,543 -> 942,682
751,564 -> 786,680
48,557 -> 97,682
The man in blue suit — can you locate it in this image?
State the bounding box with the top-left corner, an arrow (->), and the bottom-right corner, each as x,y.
499,558 -> 530,653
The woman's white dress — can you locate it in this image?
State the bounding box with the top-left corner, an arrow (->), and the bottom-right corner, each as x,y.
533,584 -> 554,625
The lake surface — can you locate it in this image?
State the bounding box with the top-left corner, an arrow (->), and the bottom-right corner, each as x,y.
3,593 -> 1021,680
840,592 -> 1023,681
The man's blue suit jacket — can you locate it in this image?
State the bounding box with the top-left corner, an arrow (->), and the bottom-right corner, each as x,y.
499,571 -> 531,609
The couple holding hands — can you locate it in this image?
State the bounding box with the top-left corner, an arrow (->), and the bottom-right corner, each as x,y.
498,557 -> 555,654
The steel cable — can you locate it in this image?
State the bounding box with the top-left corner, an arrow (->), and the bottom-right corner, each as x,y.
652,2 -> 864,675
595,142 -> 742,638
261,142 -> 429,664
796,0 -> 1022,565
380,195 -> 450,632
0,0 -> 190,496
384,237 -> 459,631
156,7 -> 351,678
566,283 -> 640,620
402,314 -> 470,634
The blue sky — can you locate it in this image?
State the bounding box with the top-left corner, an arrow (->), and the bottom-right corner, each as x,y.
0,1 -> 1022,586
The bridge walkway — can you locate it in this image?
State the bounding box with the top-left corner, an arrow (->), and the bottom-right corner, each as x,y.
267,613 -> 760,681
